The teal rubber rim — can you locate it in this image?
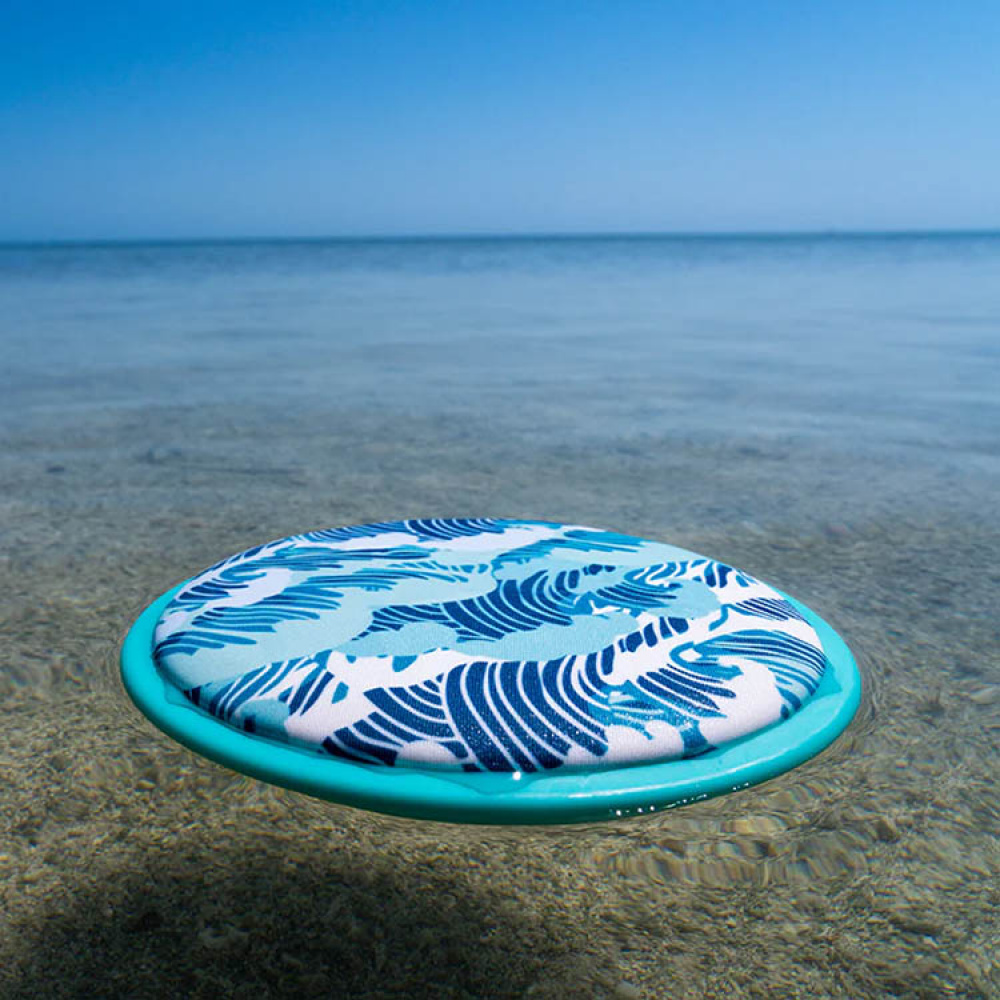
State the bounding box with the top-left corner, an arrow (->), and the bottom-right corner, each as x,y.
121,582 -> 861,825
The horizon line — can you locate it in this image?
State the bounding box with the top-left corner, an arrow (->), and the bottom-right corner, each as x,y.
2,226 -> 1000,248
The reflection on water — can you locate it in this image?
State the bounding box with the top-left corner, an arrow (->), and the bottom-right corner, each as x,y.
1,235 -> 998,998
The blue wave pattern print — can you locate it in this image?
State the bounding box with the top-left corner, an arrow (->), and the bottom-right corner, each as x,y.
153,519 -> 829,772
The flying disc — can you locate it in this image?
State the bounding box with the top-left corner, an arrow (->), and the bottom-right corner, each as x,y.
120,518 -> 861,824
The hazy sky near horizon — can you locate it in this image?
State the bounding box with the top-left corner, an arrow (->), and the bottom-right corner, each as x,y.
2,0 -> 999,240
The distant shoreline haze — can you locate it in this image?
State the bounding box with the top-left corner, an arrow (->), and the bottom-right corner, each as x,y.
3,228 -> 1000,249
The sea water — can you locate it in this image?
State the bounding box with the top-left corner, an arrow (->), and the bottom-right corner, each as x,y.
1,234 -> 997,998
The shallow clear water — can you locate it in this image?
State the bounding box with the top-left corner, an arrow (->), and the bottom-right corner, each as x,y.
1,235 -> 998,998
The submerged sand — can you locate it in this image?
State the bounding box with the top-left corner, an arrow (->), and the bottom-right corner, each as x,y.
1,402 -> 998,999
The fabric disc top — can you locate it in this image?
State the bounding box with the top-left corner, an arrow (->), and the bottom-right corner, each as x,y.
122,519 -> 861,823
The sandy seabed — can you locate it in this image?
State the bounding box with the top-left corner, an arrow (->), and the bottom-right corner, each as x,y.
1,403 -> 998,1000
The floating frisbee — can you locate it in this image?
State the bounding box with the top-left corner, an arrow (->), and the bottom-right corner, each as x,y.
121,519 -> 860,824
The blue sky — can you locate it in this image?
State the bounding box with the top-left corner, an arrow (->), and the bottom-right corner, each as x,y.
2,0 -> 999,239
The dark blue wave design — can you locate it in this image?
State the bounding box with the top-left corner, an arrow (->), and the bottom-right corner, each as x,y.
301,522 -> 411,542
309,622 -> 825,772
302,517 -> 512,544
165,544 -> 441,616
318,656 -> 612,771
731,597 -> 806,622
574,565 -> 683,613
674,558 -> 753,589
498,547 -> 753,593
358,564 -> 680,645
192,544 -> 268,581
157,564 -> 473,658
186,649 -> 349,733
491,530 -> 647,568
157,577 -> 349,657
671,630 -> 826,715
181,615 -> 828,771
400,518 -> 514,540
162,519 -> 831,772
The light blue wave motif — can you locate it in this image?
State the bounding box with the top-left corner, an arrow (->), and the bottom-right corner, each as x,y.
153,518 -> 828,772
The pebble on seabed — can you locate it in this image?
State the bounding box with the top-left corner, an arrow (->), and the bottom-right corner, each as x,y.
969,686 -> 1000,706
613,981 -> 642,1000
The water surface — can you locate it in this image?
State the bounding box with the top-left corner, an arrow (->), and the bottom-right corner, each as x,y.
1,234 -> 998,998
